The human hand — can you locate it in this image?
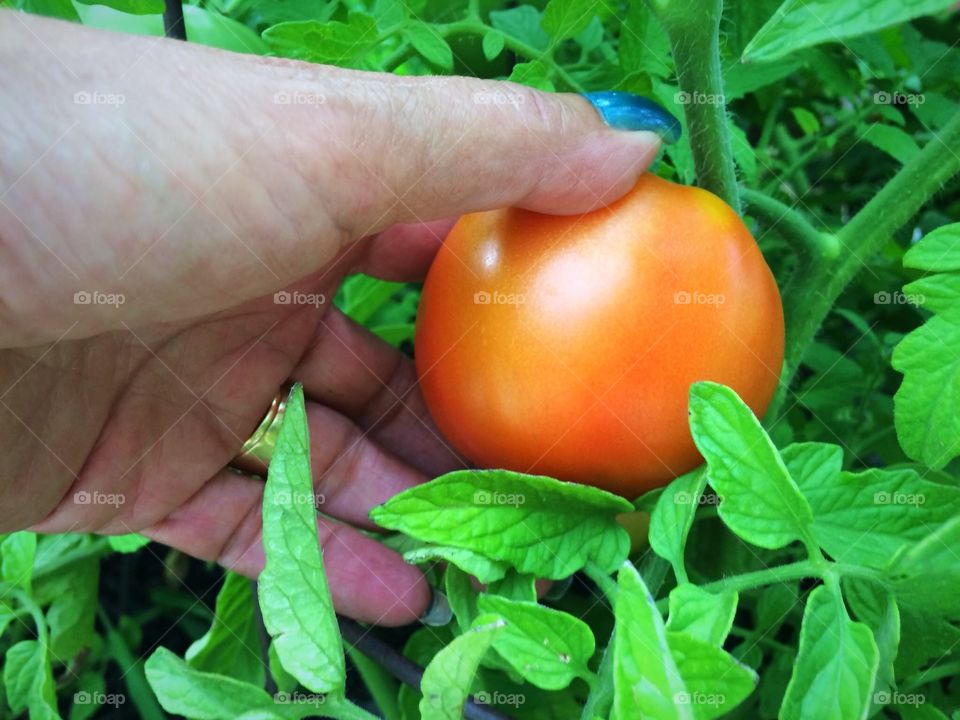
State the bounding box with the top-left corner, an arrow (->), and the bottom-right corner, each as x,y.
0,10 -> 671,624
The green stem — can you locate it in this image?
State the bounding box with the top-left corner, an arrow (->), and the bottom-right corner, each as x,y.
740,186 -> 836,259
773,125 -> 810,195
645,0 -> 740,211
902,659 -> 960,692
98,608 -> 166,720
580,641 -> 615,720
436,20 -> 585,91
584,561 -> 619,605
347,646 -> 401,720
655,559 -> 887,612
781,113 -> 960,389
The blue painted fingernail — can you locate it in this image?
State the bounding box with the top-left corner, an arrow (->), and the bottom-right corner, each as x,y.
582,91 -> 681,144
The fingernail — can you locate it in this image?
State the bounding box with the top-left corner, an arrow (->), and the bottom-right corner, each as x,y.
419,589 -> 452,626
582,91 -> 681,144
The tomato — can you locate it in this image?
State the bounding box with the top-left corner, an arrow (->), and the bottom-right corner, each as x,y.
415,174 -> 784,498
75,5 -> 269,55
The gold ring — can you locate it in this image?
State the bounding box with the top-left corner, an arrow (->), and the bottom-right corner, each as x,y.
232,388 -> 288,475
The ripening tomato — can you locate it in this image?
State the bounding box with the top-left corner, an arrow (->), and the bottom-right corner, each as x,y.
415,174 -> 784,498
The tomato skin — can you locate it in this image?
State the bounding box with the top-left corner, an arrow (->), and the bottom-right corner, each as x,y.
415,174 -> 784,499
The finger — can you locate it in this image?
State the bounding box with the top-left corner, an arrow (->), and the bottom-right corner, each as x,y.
141,469 -> 430,626
294,309 -> 465,477
302,401 -> 428,528
297,75 -> 672,233
355,218 -> 457,282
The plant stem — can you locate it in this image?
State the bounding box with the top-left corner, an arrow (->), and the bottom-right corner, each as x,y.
654,559 -> 887,612
780,113 -> 960,389
435,21 -> 585,91
645,0 -> 740,211
741,186 -> 836,259
338,616 -> 513,720
347,646 -> 401,720
583,561 -> 619,605
580,641 -> 615,720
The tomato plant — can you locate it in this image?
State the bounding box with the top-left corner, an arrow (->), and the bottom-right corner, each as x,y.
416,174 -> 784,497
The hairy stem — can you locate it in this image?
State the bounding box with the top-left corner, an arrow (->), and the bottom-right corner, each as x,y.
645,0 -> 740,211
781,114 -> 960,389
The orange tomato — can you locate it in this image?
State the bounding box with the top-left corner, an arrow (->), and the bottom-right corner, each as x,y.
415,174 -> 784,498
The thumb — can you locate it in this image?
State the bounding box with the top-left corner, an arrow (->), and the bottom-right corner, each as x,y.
284,72 -> 680,235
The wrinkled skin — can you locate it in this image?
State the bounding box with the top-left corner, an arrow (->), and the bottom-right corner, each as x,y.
0,11 -> 661,624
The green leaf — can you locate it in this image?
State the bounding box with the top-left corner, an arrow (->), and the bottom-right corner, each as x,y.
145,647 -> 278,719
17,0 -> 80,21
419,616 -> 505,720
490,6 -> 549,52
46,557 -> 99,659
187,572 -> 264,686
481,30 -> 506,61
723,55 -> 804,100
541,0 -> 594,41
405,25 -> 453,70
508,59 -> 555,91
648,469 -> 707,581
108,534 -> 151,553
892,313 -> 960,469
666,585 -> 738,646
787,443 -> 960,568
903,224 -> 960,272
612,562 -> 690,720
476,595 -> 595,690
74,0 -> 163,14
688,382 -> 814,549
780,586 -> 878,720
4,640 -> 59,720
403,546 -> 509,584
370,470 -> 632,579
1,531 -> 37,592
904,273 -> 960,315
666,632 -> 757,719
863,124 -> 922,164
445,565 -> 479,632
790,107 -> 820,135
886,515 -> 960,617
844,579 -> 900,704
258,384 -> 344,693
487,571 -> 537,603
743,0 -> 956,62
262,13 -> 379,66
